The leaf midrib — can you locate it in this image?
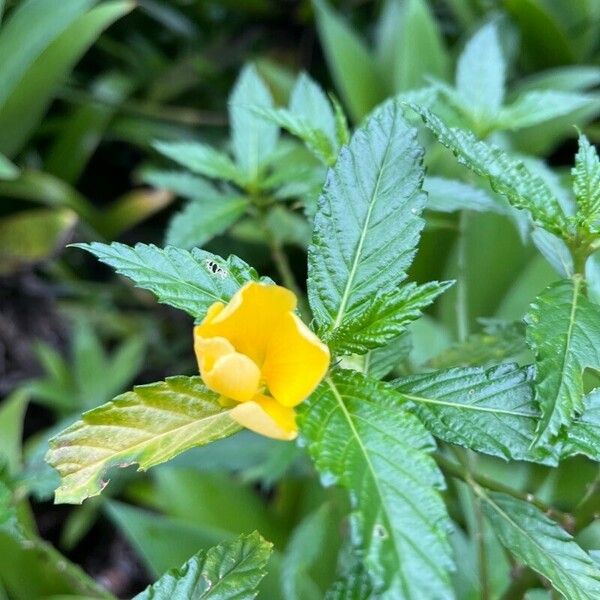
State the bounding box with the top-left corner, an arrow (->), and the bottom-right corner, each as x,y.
535,278 -> 581,442
56,398 -> 238,500
326,376 -> 411,597
331,118 -> 396,331
481,490 -> 597,599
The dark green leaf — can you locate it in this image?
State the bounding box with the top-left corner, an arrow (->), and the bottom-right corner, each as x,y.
325,281 -> 452,355
410,106 -> 569,235
74,242 -> 264,318
299,370 -> 453,597
133,532 -> 272,600
309,100 -> 426,340
573,132 -> 600,231
525,278 -> 600,446
481,491 -> 600,600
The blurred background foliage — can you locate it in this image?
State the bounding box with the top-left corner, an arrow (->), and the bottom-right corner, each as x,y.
0,0 -> 599,597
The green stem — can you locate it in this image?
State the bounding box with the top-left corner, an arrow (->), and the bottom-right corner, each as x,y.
258,210 -> 310,321
456,211 -> 470,343
435,454 -> 574,530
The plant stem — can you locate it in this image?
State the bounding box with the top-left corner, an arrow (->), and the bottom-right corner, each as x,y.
456,211 -> 470,343
259,212 -> 310,320
435,454 -> 574,530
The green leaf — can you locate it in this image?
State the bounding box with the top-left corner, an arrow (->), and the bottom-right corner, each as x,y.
526,278 -> 600,446
166,196 -> 249,249
0,152 -> 18,180
252,106 -> 337,166
290,72 -> 337,147
366,333 -> 412,380
299,370 -> 453,597
0,1 -> 133,157
140,169 -> 219,201
393,0 -> 449,93
560,388 -> 600,461
74,242 -> 264,318
393,364 -> 553,463
496,91 -> 597,131
424,177 -> 506,214
281,505 -> 333,600
504,0 -> 576,69
133,531 -> 272,600
312,0 -> 385,121
480,491 -> 600,599
0,207 -> 77,275
0,482 -> 16,534
153,141 -> 246,187
455,21 -> 505,120
410,106 -> 569,234
46,376 -> 242,504
0,390 -> 28,475
325,567 -> 372,599
229,64 -> 279,182
426,321 -> 528,370
0,0 -> 93,112
309,100 -> 426,339
573,132 -> 600,231
324,281 -> 452,355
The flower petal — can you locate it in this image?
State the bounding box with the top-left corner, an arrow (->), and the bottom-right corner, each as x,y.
230,394 -> 297,440
262,312 -> 330,407
195,282 -> 296,365
194,333 -> 260,402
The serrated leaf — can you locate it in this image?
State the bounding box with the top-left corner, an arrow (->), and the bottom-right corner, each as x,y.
133,531 -> 272,600
393,362 -> 600,464
560,389 -> 600,461
229,64 -> 279,182
312,0 -> 385,121
480,491 -> 600,600
410,106 -> 569,235
573,133 -> 600,231
393,364 -> 553,464
253,106 -> 337,166
290,72 -> 337,146
74,242 -> 264,318
309,100 -> 426,340
46,376 -> 242,504
299,370 -> 453,598
325,281 -> 452,355
166,196 -> 249,249
496,91 -> 596,130
525,278 -> 600,446
153,141 -> 246,187
455,22 -> 505,120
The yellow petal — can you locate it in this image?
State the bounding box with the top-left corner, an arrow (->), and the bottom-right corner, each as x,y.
194,333 -> 260,402
262,312 -> 330,407
195,282 -> 296,365
230,394 -> 297,440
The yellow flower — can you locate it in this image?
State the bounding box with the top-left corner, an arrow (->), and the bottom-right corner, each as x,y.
194,281 -> 330,440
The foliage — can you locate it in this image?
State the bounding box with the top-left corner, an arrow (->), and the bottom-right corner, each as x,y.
2,1 -> 600,599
